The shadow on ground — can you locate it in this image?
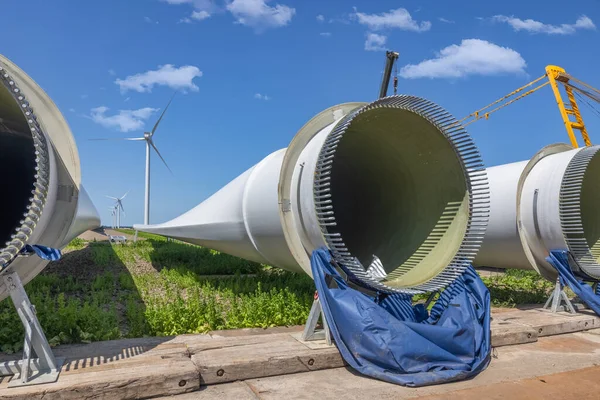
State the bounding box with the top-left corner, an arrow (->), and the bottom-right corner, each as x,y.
0,241 -> 168,365
144,238 -> 316,297
146,239 -> 263,275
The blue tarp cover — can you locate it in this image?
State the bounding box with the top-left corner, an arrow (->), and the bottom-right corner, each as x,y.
546,250 -> 600,315
21,244 -> 62,261
311,247 -> 491,387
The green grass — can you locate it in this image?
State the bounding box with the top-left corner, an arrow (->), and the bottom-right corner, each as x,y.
64,237 -> 86,251
0,236 -> 557,350
481,269 -> 555,307
115,228 -> 167,241
0,238 -> 314,349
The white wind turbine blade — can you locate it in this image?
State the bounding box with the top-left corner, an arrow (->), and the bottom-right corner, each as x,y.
150,93 -> 176,136
90,137 -> 145,141
120,190 -> 130,200
106,195 -> 119,200
149,140 -> 173,174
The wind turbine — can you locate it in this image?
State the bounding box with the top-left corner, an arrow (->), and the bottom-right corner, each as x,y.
91,95 -> 174,225
108,206 -> 117,229
107,192 -> 128,228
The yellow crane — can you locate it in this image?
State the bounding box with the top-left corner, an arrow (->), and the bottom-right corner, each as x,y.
461,65 -> 600,148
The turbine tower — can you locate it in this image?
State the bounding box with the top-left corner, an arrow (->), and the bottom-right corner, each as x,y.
108,206 -> 116,229
92,96 -> 174,225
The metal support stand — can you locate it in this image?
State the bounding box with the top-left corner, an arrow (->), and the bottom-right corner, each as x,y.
543,277 -> 576,314
0,271 -> 64,387
301,292 -> 332,345
133,230 -> 139,243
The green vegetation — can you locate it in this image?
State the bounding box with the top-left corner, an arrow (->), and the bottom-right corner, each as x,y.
0,238 -> 313,352
0,236 -> 556,351
64,237 -> 86,251
116,228 -> 167,241
481,269 -> 555,307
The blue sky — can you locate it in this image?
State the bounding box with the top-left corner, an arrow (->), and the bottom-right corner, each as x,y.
2,0 -> 599,225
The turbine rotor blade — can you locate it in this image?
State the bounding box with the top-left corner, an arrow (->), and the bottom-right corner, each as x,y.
149,140 -> 173,174
150,92 -> 176,136
90,137 -> 145,141
105,195 -> 119,200
120,190 -> 130,200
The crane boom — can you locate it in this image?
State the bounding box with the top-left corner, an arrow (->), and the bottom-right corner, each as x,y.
461,65 -> 600,148
379,51 -> 399,99
546,65 -> 591,147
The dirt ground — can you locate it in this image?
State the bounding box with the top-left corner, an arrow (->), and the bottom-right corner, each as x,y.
77,227 -> 110,241
77,227 -> 143,242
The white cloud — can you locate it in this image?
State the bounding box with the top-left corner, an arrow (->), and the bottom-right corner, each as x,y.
355,8 -> 431,32
69,108 -> 75,113
316,14 -> 324,22
124,97 -> 131,102
180,9 -> 211,23
254,93 -> 270,100
227,0 -> 295,31
320,32 -> 331,37
162,0 -> 214,6
438,17 -> 454,24
365,33 -> 387,51
399,39 -> 526,79
89,106 -> 159,132
192,10 -> 211,20
115,64 -> 202,93
81,94 -> 89,99
164,0 -> 294,30
144,16 -> 159,24
108,69 -> 116,76
164,0 -> 217,23
492,15 -> 596,35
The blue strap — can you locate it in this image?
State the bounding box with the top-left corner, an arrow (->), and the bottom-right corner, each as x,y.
311,247 -> 491,387
546,250 -> 600,315
21,244 -> 62,261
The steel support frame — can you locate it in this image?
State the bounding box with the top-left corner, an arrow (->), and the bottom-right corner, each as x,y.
543,277 -> 576,314
301,294 -> 332,345
0,271 -> 64,387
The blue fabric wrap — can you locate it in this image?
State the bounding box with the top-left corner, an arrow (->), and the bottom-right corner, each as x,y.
21,244 -> 62,261
546,250 -> 600,314
310,247 -> 491,387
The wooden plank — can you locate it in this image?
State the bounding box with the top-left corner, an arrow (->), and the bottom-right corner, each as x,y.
186,332 -> 298,353
0,336 -> 185,364
0,356 -> 199,400
498,309 -> 598,337
153,381 -> 259,400
491,322 -> 538,347
1,307 -> 599,399
193,312 -> 593,386
207,326 -> 304,338
192,337 -> 343,385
